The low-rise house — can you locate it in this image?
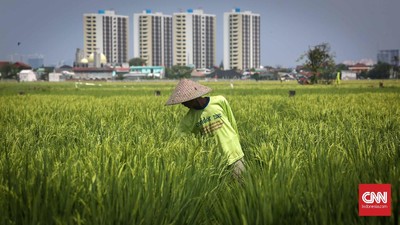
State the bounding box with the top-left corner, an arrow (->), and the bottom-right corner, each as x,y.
72,67 -> 114,80
341,70 -> 357,80
206,69 -> 242,79
348,63 -> 372,74
18,70 -> 37,82
125,66 -> 165,79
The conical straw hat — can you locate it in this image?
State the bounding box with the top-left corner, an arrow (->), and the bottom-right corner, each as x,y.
165,79 -> 212,105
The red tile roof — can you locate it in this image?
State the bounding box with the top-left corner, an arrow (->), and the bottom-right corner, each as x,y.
115,68 -> 130,72
0,61 -> 32,69
351,63 -> 368,67
14,61 -> 32,69
73,67 -> 113,72
0,61 -> 10,67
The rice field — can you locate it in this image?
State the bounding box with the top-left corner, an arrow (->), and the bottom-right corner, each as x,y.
0,80 -> 399,225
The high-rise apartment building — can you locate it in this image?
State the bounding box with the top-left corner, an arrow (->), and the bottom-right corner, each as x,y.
27,54 -> 44,69
224,8 -> 260,70
83,10 -> 129,65
173,9 -> 216,69
377,49 -> 399,66
133,10 -> 173,67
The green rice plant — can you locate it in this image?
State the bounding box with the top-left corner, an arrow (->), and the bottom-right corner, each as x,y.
0,80 -> 399,225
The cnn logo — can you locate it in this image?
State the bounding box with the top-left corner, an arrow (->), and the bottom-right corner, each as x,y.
359,184 -> 391,216
362,191 -> 387,204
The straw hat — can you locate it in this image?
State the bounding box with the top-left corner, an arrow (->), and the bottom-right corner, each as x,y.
165,79 -> 212,105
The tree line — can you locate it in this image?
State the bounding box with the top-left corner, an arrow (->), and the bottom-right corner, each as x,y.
297,42 -> 399,83
1,46 -> 398,81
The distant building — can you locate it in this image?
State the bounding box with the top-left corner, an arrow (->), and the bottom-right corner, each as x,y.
206,69 -> 242,79
12,61 -> 32,70
74,48 -> 108,68
224,8 -> 260,70
255,68 -> 276,80
133,10 -> 173,67
191,68 -> 213,78
49,73 -> 61,82
83,10 -> 129,65
27,55 -> 44,69
173,9 -> 216,69
72,67 -> 114,80
18,70 -> 37,82
56,65 -> 73,73
377,49 -> 399,66
74,48 -> 86,67
348,63 -> 372,74
125,65 -> 165,79
0,61 -> 31,79
341,70 -> 357,80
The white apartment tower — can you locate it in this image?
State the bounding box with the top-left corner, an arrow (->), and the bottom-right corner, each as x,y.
173,9 -> 216,69
83,10 -> 129,65
224,8 -> 260,70
133,10 -> 173,67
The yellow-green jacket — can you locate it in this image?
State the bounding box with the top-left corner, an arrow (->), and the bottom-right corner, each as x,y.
179,95 -> 244,165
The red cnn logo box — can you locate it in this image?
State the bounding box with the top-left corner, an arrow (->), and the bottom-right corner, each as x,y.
359,184 -> 391,216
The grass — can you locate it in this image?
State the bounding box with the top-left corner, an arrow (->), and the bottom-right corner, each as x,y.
0,79 -> 399,224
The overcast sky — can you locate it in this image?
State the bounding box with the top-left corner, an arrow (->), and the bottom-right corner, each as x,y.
1,0 -> 399,67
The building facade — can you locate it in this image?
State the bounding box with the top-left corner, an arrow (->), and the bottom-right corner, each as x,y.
83,10 -> 129,65
133,10 -> 173,67
224,8 -> 260,70
27,55 -> 44,69
173,9 -> 216,69
377,49 -> 399,66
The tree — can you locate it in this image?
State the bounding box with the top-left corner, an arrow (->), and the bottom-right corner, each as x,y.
298,43 -> 336,84
251,72 -> 260,81
367,62 -> 391,79
39,67 -> 54,81
0,63 -> 19,79
219,60 -> 224,69
335,63 -> 348,71
358,71 -> 368,79
392,56 -> 399,79
129,58 -> 146,66
165,65 -> 192,79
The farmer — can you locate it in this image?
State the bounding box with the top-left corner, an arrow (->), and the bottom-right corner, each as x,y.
165,79 -> 245,180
